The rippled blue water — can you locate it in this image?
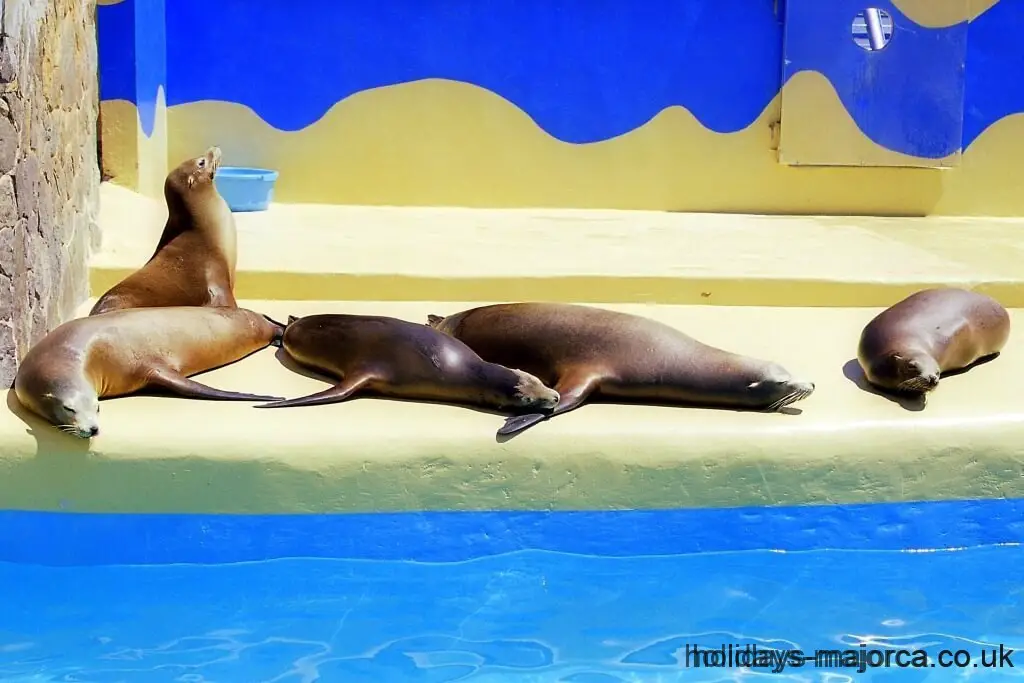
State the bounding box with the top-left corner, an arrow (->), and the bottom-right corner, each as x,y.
0,545 -> 1021,682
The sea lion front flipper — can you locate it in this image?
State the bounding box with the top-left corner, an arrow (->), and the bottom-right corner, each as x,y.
496,371 -> 600,437
145,367 -> 285,402
497,412 -> 548,436
254,373 -> 373,409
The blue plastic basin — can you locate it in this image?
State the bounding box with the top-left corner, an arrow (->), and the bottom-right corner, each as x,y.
214,167 -> 280,212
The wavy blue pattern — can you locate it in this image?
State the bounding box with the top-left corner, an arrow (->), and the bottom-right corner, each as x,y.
160,0 -> 782,142
95,0 -> 1024,156
783,0 -> 968,159
963,0 -> 1024,147
1,498 -> 1023,566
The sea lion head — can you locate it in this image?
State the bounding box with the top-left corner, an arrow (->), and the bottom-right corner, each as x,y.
879,350 -> 941,394
19,379 -> 101,439
508,369 -> 560,411
743,361 -> 816,411
166,146 -> 223,197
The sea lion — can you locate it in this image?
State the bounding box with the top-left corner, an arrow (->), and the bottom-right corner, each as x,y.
89,147 -> 238,316
14,306 -> 285,438
254,313 -> 560,416
427,302 -> 816,436
857,287 -> 1010,396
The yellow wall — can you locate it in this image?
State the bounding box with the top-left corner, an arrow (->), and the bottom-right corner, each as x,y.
93,73 -> 1024,216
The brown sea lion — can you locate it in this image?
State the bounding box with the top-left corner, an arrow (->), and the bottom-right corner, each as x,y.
89,147 -> 238,316
857,287 -> 1010,396
13,306 -> 285,438
254,314 -> 560,416
427,302 -> 815,436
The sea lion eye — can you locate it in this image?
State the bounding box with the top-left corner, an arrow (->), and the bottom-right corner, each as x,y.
62,404 -> 76,414
197,158 -> 206,168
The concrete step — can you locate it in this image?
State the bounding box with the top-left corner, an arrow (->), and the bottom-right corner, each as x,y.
2,298 -> 1021,514
90,183 -> 1024,308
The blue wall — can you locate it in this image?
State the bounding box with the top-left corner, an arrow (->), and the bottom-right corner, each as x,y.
97,0 -> 1024,158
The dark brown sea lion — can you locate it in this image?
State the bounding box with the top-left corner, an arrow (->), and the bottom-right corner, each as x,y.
857,287 -> 1010,396
13,306 -> 285,438
427,302 -> 815,436
254,314 -> 560,416
89,147 -> 238,316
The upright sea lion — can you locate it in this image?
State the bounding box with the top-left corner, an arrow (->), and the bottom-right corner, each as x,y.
14,306 -> 285,438
857,287 -> 1010,396
254,314 -> 560,415
89,147 -> 238,316
427,302 -> 816,436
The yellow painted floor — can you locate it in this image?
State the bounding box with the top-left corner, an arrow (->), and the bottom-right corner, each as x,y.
2,298 -> 1023,514
92,183 -> 1024,307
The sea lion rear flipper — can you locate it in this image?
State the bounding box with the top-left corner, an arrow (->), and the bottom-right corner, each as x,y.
260,314 -> 287,347
496,372 -> 599,437
146,367 -> 285,402
254,374 -> 372,409
426,314 -> 444,327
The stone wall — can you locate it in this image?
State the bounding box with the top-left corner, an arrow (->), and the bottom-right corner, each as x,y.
0,0 -> 100,388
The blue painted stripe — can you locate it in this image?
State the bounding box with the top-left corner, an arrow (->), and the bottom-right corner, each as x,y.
97,0 -> 165,137
96,0 -> 136,103
2,498 -> 1023,566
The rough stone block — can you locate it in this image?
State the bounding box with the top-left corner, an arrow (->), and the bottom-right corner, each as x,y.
13,152 -> 37,219
0,174 -> 16,229
0,0 -> 99,378
0,324 -> 15,389
0,117 -> 17,176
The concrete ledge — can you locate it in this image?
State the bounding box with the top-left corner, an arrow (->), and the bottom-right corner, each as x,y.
1,299 -> 1023,514
92,183 -> 1024,308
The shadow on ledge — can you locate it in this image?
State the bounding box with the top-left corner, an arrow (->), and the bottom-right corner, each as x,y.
841,359 -> 926,412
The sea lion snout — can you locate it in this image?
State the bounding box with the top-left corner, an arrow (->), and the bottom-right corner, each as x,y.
44,388 -> 101,439
204,146 -> 223,174
898,370 -> 940,394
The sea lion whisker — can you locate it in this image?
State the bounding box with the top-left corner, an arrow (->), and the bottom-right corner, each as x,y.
764,387 -> 813,412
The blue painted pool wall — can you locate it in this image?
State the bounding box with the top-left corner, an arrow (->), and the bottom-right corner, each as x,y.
3,499 -> 1023,567
98,0 -> 165,137
96,0 -> 1024,158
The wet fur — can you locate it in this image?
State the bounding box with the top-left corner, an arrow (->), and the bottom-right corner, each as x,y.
255,313 -> 559,414
857,288 -> 1010,398
428,302 -> 815,437
13,306 -> 284,439
89,147 -> 238,315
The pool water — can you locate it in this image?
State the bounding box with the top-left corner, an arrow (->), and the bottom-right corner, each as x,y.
0,544 -> 1021,682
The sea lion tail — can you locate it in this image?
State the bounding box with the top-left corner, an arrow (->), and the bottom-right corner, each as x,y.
496,412 -> 549,437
